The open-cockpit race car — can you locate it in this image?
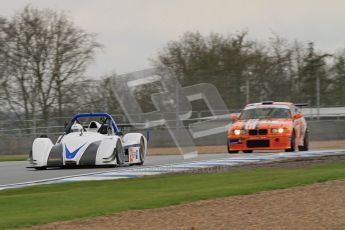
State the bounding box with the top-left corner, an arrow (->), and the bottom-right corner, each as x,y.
29,113 -> 147,169
227,101 -> 309,153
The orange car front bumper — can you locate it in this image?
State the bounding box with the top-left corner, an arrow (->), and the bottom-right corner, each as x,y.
227,134 -> 292,151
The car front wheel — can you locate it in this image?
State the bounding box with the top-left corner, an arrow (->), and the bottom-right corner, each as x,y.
243,150 -> 253,153
227,141 -> 239,154
115,141 -> 125,166
285,131 -> 296,152
137,138 -> 145,165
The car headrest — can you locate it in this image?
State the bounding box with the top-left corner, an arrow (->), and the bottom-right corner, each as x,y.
89,121 -> 99,129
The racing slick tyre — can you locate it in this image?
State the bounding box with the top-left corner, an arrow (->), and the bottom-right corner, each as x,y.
34,167 -> 47,170
285,131 -> 296,152
227,140 -> 239,154
298,130 -> 309,151
228,150 -> 239,154
115,141 -> 125,166
243,150 -> 253,153
137,137 -> 145,165
28,150 -> 33,163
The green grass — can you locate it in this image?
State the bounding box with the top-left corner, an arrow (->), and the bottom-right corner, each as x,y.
1,162 -> 345,229
0,155 -> 27,162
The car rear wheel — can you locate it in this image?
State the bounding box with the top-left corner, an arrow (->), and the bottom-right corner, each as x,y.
285,131 -> 296,152
298,130 -> 309,151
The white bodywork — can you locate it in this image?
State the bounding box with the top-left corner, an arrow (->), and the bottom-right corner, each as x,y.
30,119 -> 147,169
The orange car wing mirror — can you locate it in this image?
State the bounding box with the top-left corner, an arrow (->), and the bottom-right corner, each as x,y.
293,113 -> 303,119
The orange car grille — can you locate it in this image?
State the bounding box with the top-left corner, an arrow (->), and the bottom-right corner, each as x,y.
247,140 -> 270,148
248,129 -> 268,135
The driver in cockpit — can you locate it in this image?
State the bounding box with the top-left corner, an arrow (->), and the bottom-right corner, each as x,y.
70,123 -> 83,132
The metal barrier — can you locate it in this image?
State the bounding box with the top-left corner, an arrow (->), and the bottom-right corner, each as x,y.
0,111 -> 345,154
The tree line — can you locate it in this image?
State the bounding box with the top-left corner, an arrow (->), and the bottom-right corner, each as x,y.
152,31 -> 345,111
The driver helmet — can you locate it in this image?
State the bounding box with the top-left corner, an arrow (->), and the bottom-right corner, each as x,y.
71,123 -> 83,132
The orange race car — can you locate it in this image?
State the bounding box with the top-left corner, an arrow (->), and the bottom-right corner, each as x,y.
227,101 -> 309,153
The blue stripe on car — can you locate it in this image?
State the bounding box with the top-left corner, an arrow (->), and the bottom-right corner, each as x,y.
65,143 -> 86,159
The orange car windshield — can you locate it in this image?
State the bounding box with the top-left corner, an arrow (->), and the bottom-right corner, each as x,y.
239,107 -> 291,120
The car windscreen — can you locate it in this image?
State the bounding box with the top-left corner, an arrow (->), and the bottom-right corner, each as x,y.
239,107 -> 291,119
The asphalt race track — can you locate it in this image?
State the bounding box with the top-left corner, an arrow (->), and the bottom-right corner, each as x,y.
0,153 -> 229,186
1,149 -> 345,190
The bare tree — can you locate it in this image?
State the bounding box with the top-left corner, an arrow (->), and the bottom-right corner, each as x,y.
152,31 -> 254,109
0,16 -> 7,110
49,11 -> 101,117
0,12 -> 37,124
0,6 -> 101,125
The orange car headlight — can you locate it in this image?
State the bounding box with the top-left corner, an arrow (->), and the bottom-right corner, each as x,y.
233,129 -> 245,135
271,128 -> 285,134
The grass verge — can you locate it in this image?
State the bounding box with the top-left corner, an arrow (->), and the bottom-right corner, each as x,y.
0,155 -> 27,162
1,162 -> 345,229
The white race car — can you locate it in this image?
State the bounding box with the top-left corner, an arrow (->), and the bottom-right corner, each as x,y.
29,113 -> 147,170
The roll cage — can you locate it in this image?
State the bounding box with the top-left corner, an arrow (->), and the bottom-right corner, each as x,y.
64,113 -> 120,135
